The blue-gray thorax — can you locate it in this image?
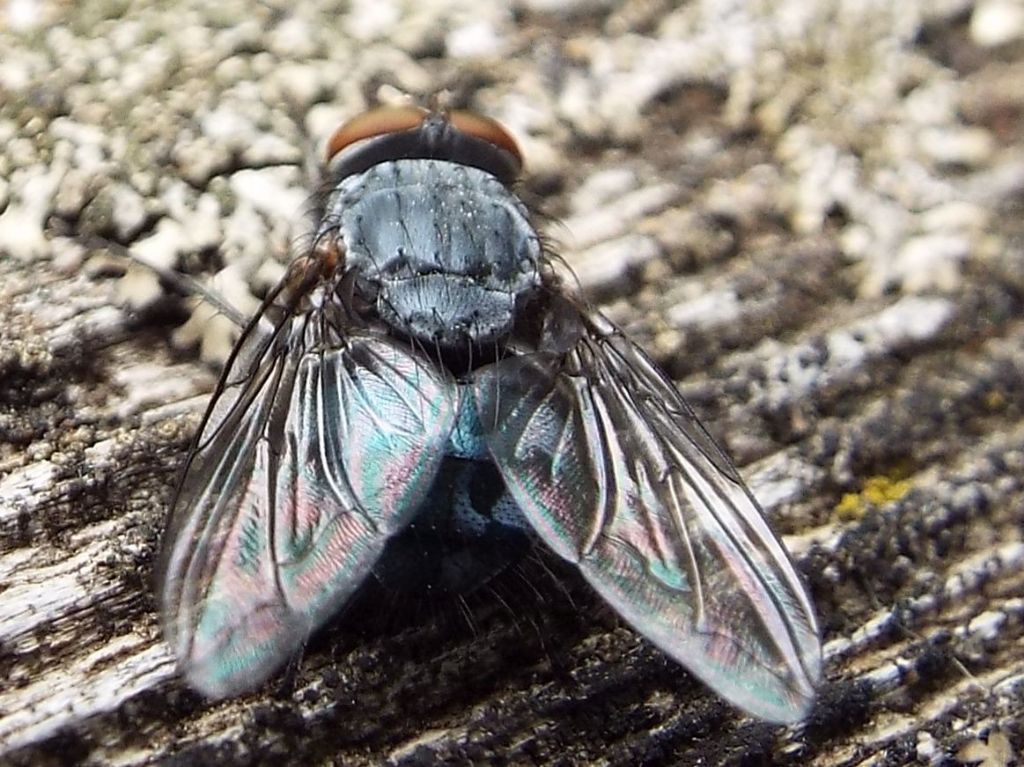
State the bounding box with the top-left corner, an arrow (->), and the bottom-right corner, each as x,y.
323,159 -> 542,349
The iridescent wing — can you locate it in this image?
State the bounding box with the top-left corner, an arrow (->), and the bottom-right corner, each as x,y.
158,293 -> 457,699
473,308 -> 821,723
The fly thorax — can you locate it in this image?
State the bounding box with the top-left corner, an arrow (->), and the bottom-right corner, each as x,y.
327,159 -> 542,348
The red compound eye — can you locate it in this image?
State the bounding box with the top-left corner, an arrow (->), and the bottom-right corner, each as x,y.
325,106 -> 522,168
447,110 -> 522,166
325,106 -> 429,162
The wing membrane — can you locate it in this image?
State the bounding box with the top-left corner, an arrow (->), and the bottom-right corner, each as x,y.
159,315 -> 457,699
474,311 -> 820,723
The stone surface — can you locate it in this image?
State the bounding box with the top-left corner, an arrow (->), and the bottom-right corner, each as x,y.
0,1 -> 1022,765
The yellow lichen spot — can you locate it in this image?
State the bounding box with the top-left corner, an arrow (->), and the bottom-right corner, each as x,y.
984,389 -> 1006,410
833,475 -> 913,521
834,492 -> 868,521
861,476 -> 912,506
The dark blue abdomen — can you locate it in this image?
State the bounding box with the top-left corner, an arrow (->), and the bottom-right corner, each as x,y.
372,384 -> 531,595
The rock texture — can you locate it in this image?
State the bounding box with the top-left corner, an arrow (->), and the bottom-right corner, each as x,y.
1,1 -> 1022,765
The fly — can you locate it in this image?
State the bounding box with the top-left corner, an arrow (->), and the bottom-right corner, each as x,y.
156,106 -> 821,723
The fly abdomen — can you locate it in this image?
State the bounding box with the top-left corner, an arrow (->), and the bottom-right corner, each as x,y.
371,458 -> 531,596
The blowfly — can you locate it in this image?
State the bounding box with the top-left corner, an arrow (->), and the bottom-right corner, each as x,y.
157,106 -> 821,723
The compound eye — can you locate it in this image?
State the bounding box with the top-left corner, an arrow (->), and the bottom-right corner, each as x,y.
448,110 -> 522,167
325,106 -> 429,162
